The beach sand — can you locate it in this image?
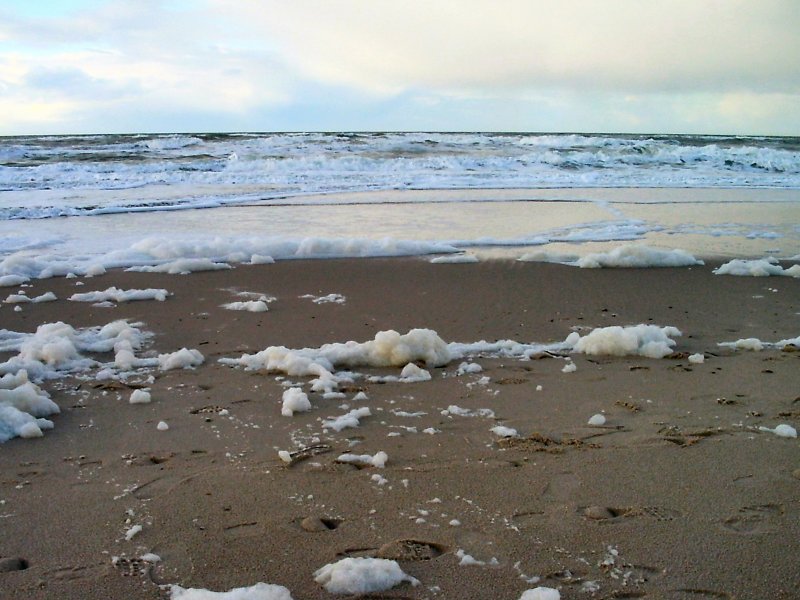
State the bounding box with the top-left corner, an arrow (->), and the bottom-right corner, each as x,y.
1,258 -> 799,599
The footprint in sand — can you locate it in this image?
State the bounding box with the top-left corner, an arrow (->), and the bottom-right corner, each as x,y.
148,544 -> 195,586
298,516 -> 342,532
0,557 -> 29,573
335,546 -> 379,559
333,539 -> 447,562
376,539 -> 447,561
720,503 -> 784,535
580,505 -> 683,522
112,556 -> 151,578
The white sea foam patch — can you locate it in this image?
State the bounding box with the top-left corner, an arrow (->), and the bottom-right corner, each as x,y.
0,320 -> 151,381
570,325 -> 682,358
0,320 -> 147,442
218,328 -> 592,391
314,557 -> 417,595
0,236 -> 460,281
574,245 -> 703,268
449,219 -> 656,251
719,334 -> 800,351
301,293 -> 346,305
127,259 -> 232,275
69,286 -> 169,303
430,253 -> 479,264
0,371 -> 58,443
448,337 -> 576,360
518,250 -> 580,264
169,581 -> 295,600
0,275 -> 29,287
219,329 -> 451,392
222,299 -> 270,312
0,319 -> 204,442
713,257 -> 800,277
323,407 -> 372,431
518,245 -> 702,268
281,387 -> 311,417
4,291 -> 57,304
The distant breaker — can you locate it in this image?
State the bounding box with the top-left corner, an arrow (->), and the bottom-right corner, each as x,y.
2,132 -> 799,220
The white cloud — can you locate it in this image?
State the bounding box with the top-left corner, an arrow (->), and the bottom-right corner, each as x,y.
226,0 -> 800,95
0,1 -> 292,133
1,0 -> 798,134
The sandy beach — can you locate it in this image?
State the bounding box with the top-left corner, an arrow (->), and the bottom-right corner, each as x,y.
1,257 -> 799,599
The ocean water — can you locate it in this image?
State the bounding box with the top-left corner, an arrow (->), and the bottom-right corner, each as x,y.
1,132 -> 800,277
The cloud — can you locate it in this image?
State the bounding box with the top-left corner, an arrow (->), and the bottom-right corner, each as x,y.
0,1 -> 293,133
1,0 -> 798,134
226,0 -> 800,95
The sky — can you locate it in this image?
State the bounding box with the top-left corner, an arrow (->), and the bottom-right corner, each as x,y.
1,0 -> 799,136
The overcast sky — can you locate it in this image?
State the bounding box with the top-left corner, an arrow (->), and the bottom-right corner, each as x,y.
1,0 -> 799,135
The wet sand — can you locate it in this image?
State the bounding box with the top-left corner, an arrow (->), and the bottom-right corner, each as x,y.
1,258 -> 799,599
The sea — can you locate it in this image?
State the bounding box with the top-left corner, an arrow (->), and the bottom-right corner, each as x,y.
1,132 -> 800,278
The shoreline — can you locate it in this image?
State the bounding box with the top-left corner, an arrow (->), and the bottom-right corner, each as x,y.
1,258 -> 799,598
2,187 -> 800,280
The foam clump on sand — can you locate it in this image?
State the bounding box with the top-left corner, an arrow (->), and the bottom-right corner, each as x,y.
430,254 -> 479,264
170,581 -> 295,599
301,293 -> 346,304
518,250 -> 579,264
323,407 -> 371,431
588,413 -> 606,426
723,338 -> 764,351
0,275 -> 29,287
491,425 -> 519,437
0,237 -> 461,282
313,557 -> 419,595
4,292 -> 57,304
124,524 -> 142,540
158,348 -> 204,371
713,257 -> 800,278
444,405 -> 495,418
1,319 -> 149,381
222,299 -> 269,312
0,319 -> 202,386
455,549 -> 498,566
575,245 -> 703,269
779,335 -> 800,347
220,329 -> 450,391
126,236 -> 458,268
0,371 -> 58,442
519,588 -> 561,600
759,424 -> 797,438
129,389 -> 152,404
336,451 -> 388,468
399,363 -> 431,382
281,388 -> 311,417
127,258 -> 232,275
720,335 -> 800,352
448,336 -> 576,361
69,286 -> 169,303
456,362 -> 483,375
569,325 -> 681,358
249,254 -> 275,265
